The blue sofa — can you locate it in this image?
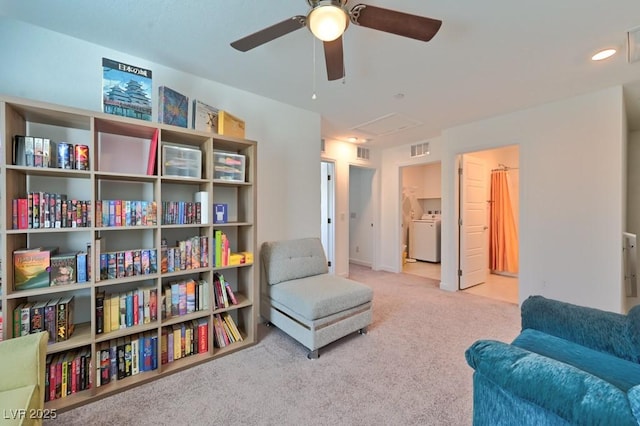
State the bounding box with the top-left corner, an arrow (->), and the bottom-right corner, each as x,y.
465,296 -> 640,425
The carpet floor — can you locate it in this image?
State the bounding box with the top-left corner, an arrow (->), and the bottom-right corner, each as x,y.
49,265 -> 521,425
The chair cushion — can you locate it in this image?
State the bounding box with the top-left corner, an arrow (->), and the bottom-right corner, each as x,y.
513,329 -> 640,392
268,274 -> 373,320
261,238 -> 329,285
0,384 -> 39,425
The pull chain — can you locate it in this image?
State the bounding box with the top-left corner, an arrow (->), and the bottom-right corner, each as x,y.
312,36 -> 317,100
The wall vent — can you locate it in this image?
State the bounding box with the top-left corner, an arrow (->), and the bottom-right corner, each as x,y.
410,142 -> 430,157
356,146 -> 370,161
320,138 -> 326,153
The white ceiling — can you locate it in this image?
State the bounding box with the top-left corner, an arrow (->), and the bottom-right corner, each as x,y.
3,0 -> 640,148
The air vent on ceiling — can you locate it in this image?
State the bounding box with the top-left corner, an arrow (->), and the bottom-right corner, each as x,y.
628,27 -> 640,63
353,113 -> 422,136
357,146 -> 370,161
410,142 -> 430,158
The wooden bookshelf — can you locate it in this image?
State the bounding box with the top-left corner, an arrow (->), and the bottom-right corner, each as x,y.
0,95 -> 258,412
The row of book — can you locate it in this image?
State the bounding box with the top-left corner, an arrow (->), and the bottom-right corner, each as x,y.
12,193 -> 91,229
13,296 -> 74,342
13,135 -> 88,169
213,273 -> 238,310
213,230 -> 253,267
95,199 -> 158,227
96,332 -> 158,388
96,286 -> 158,334
161,278 -> 210,320
98,248 -> 158,281
161,200 -> 203,225
213,312 -> 243,348
13,247 -> 89,291
161,235 -> 209,272
45,347 -> 92,402
160,319 -> 208,364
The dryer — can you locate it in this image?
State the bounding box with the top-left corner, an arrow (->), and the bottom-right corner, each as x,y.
410,214 -> 441,262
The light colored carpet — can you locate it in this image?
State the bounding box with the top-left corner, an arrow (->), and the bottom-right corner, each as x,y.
49,265 -> 521,425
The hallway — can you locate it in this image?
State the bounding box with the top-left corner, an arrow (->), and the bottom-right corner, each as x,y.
403,261 -> 518,304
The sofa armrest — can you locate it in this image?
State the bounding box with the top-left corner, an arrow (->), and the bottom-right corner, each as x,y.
465,339 -> 637,425
0,332 -> 48,404
521,296 -> 637,361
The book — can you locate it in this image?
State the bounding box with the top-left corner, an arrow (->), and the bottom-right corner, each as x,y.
218,110 -> 245,138
30,300 -> 47,333
158,86 -> 188,128
13,247 -> 58,290
96,291 -> 105,334
192,99 -> 218,133
146,128 -> 159,176
102,57 -> 152,121
20,302 -> 33,336
56,296 -> 75,342
225,280 -> 239,305
194,191 -> 209,224
45,298 -> 59,343
76,251 -> 88,283
50,252 -> 78,286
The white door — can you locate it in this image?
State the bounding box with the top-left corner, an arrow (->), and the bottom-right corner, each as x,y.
459,154 -> 488,289
321,161 -> 335,273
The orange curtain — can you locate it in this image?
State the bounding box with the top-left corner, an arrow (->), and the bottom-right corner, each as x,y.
490,170 -> 519,273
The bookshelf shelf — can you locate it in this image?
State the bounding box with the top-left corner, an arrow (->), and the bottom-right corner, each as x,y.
46,322 -> 93,354
0,95 -> 258,412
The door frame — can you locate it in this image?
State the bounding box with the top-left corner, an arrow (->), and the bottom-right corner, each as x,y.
397,159 -> 443,274
321,160 -> 336,274
348,164 -> 379,269
454,144 -> 521,291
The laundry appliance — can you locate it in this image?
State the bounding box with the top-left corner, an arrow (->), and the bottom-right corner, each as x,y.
410,213 -> 441,262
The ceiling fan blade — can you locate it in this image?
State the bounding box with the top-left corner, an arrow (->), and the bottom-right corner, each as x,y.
230,16 -> 306,52
350,4 -> 442,42
323,36 -> 345,81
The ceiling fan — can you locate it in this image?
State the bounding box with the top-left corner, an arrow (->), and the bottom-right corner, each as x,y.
230,0 -> 442,81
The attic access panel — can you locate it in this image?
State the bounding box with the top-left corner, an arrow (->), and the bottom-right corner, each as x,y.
352,113 -> 422,136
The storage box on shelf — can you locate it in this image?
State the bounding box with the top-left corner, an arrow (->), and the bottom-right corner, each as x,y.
213,151 -> 246,183
0,95 -> 257,412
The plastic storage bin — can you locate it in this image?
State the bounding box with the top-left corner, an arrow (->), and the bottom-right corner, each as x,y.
162,144 -> 202,178
213,152 -> 245,182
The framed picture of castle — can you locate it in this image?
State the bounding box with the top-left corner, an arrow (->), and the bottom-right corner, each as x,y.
102,58 -> 152,121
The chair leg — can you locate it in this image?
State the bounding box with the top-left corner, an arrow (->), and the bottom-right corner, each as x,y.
359,327 -> 368,335
307,349 -> 319,360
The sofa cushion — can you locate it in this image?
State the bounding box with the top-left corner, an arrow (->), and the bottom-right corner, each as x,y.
268,274 -> 373,320
262,238 -> 329,285
466,340 -> 638,426
513,329 -> 640,392
627,304 -> 640,363
521,295 -> 638,362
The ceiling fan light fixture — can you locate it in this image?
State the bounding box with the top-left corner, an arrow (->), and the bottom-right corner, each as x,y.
591,48 -> 616,61
308,1 -> 348,42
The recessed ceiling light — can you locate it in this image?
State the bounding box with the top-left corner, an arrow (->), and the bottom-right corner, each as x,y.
591,48 -> 617,61
347,137 -> 358,142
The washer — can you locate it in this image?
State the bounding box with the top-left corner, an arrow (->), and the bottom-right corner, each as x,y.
410,214 -> 441,262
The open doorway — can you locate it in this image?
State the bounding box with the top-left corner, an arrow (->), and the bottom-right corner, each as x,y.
458,145 -> 519,304
400,161 -> 442,282
349,165 -> 376,267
